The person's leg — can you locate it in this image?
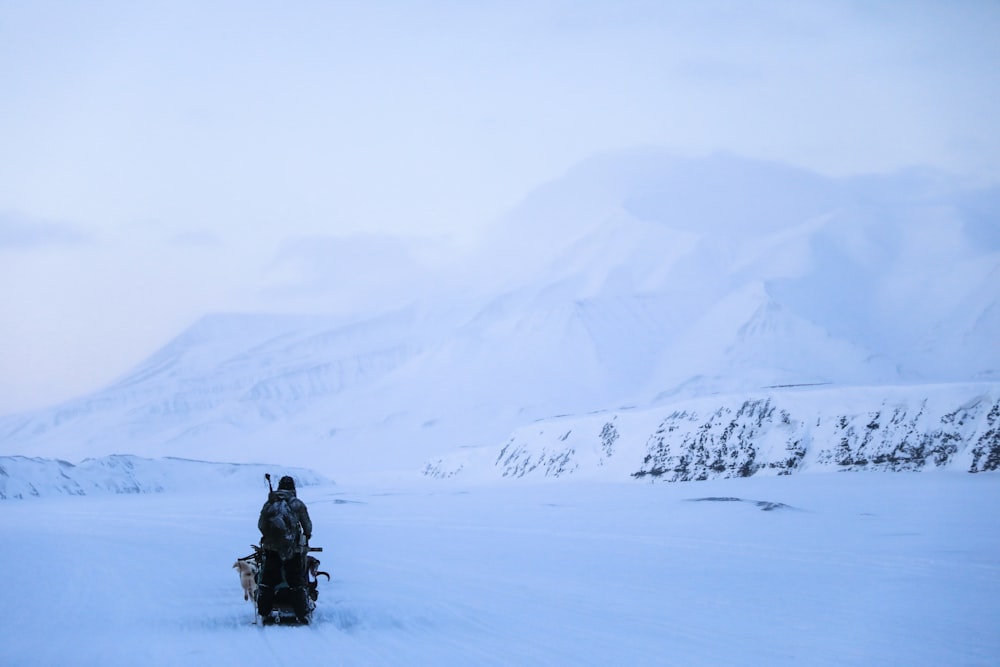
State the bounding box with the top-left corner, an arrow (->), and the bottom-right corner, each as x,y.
283,553 -> 309,621
256,551 -> 283,618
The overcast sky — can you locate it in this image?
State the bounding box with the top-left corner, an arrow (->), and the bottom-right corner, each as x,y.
1,0 -> 999,414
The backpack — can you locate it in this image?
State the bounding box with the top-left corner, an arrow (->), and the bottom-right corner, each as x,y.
261,494 -> 300,557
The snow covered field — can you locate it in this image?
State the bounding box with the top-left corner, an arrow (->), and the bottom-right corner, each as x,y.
2,471 -> 998,666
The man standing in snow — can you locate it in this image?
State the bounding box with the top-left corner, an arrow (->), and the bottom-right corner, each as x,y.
257,475 -> 313,624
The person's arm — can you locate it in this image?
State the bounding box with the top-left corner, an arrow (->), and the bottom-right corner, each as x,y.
298,503 -> 313,540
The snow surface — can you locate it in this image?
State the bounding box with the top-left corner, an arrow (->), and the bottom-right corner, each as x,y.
1,472 -> 998,666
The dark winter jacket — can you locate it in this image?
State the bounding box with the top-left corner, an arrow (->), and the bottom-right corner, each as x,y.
258,488 -> 313,554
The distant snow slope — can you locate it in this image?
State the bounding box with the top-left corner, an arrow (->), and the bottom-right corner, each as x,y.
1,150 -> 997,475
0,454 -> 328,500
425,383 -> 1000,482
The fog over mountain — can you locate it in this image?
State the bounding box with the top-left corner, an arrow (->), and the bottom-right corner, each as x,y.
2,150 -> 998,477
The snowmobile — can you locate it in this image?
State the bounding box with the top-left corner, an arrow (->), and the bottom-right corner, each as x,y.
236,543 -> 329,625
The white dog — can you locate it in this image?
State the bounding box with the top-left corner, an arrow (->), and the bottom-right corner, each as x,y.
232,559 -> 258,602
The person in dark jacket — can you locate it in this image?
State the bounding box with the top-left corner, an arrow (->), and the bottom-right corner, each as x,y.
257,475 -> 313,624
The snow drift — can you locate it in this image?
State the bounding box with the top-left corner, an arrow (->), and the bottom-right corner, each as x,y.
0,454 -> 328,500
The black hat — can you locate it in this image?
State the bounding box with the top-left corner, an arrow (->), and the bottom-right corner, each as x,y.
278,475 -> 296,491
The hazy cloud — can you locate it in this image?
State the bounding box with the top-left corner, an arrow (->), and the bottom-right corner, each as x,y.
0,211 -> 93,248
674,59 -> 760,86
257,233 -> 459,316
167,230 -> 225,249
1,0 -> 998,413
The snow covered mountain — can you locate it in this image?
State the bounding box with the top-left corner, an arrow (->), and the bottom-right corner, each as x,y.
1,150 -> 997,476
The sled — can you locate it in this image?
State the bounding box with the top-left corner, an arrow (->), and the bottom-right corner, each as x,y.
237,544 -> 329,626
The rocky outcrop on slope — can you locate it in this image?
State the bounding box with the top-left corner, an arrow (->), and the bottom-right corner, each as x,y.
424,384 -> 1000,482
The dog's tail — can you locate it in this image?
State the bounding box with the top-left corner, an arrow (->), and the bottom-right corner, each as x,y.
315,571 -> 331,582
